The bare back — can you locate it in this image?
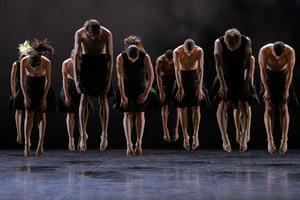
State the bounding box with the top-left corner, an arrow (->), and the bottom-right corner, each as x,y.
77,26 -> 110,55
174,45 -> 201,70
157,55 -> 175,76
63,58 -> 75,79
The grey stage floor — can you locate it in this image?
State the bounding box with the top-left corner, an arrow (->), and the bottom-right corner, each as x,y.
0,149 -> 300,200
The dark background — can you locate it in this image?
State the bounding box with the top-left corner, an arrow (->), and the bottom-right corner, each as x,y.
1,0 -> 300,149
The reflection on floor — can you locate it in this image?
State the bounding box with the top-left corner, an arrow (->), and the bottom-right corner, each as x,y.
0,150 -> 300,200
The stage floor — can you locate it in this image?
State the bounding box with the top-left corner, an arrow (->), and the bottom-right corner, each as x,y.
0,149 -> 300,200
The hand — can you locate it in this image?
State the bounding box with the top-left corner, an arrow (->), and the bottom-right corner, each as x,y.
75,81 -> 82,94
263,90 -> 270,102
121,95 -> 129,109
283,91 -> 289,103
65,94 -> 72,106
137,92 -> 148,104
159,90 -> 166,103
195,88 -> 205,101
40,97 -> 47,111
218,85 -> 227,100
176,87 -> 184,102
24,96 -> 31,109
103,81 -> 111,96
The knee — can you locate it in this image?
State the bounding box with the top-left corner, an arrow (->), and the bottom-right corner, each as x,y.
124,112 -> 132,119
136,112 -> 145,120
265,103 -> 274,115
279,104 -> 288,113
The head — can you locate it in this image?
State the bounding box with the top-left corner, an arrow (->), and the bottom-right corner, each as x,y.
273,41 -> 285,57
18,40 -> 33,60
164,49 -> 173,64
224,28 -> 241,51
184,39 -> 195,55
126,45 -> 140,62
84,19 -> 101,38
29,38 -> 54,67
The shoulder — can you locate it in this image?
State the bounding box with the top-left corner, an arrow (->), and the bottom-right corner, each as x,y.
75,28 -> 85,37
144,53 -> 151,61
20,55 -> 29,65
285,44 -> 295,55
156,55 -> 164,63
101,26 -> 112,37
260,44 -> 272,53
117,53 -> 124,62
41,56 -> 51,65
244,36 -> 251,45
174,45 -> 183,54
195,46 -> 203,54
63,58 -> 72,66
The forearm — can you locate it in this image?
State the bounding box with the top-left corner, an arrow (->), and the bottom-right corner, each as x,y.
285,72 -> 293,92
63,77 -> 69,97
198,67 -> 203,89
117,78 -> 126,98
10,81 -> 16,95
260,69 -> 269,92
42,79 -> 51,99
216,66 -> 226,89
145,75 -> 154,95
156,76 -> 164,92
74,54 -> 80,83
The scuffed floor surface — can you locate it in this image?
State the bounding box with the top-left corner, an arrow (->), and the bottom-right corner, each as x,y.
0,150 -> 300,200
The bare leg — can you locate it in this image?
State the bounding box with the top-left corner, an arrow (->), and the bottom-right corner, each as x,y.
192,106 -> 201,150
247,106 -> 252,142
123,112 -> 134,156
279,103 -> 289,155
99,96 -> 109,151
217,101 -> 231,152
233,108 -> 241,143
24,111 -> 34,157
78,94 -> 89,151
135,112 -> 145,156
15,110 -> 23,144
173,108 -> 180,142
66,113 -> 75,151
239,102 -> 250,152
264,101 -> 276,155
36,113 -> 46,157
179,107 -> 190,151
161,105 -> 170,142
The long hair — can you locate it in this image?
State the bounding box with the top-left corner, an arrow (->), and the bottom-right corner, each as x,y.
124,35 -> 146,53
30,38 -> 54,55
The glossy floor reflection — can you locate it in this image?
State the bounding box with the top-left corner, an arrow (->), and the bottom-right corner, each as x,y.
0,150 -> 300,200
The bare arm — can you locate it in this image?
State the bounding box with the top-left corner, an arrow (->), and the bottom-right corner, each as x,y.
144,54 -> 154,95
73,31 -> 82,84
62,61 -> 69,99
10,62 -> 17,96
285,48 -> 296,94
258,48 -> 269,93
116,55 -> 126,99
173,50 -> 183,89
214,39 -> 227,90
249,56 -> 255,85
42,59 -> 51,99
244,37 -> 253,81
106,31 -> 114,88
197,48 -> 204,89
20,59 -> 27,99
155,58 -> 164,93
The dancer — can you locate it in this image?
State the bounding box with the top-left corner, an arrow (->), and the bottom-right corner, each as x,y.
20,39 -> 56,157
173,39 -> 207,151
155,49 -> 180,142
115,36 -> 155,156
73,19 -> 113,151
9,41 -> 32,144
259,41 -> 296,155
214,28 -> 252,152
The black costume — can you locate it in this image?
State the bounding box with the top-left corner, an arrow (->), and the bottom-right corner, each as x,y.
24,75 -> 56,112
79,54 -> 113,97
58,78 -> 81,113
174,69 -> 210,108
9,61 -> 24,110
160,74 -> 176,106
261,68 -> 298,106
114,51 -> 156,112
212,35 -> 255,108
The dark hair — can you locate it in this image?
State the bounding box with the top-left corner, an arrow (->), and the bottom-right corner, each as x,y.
184,39 -> 195,51
30,38 -> 54,55
127,45 -> 139,59
124,35 -> 145,53
273,41 -> 285,56
224,28 -> 241,47
84,19 -> 101,37
165,49 -> 173,60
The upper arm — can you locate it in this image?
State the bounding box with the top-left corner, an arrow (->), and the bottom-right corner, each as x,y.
214,39 -> 222,66
116,55 -> 124,79
11,63 -> 17,78
173,49 -> 180,69
258,48 -> 266,71
245,37 -> 252,55
198,48 -> 204,68
288,48 -> 296,72
62,61 -> 68,77
155,58 -> 163,75
74,31 -> 82,55
144,54 -> 153,75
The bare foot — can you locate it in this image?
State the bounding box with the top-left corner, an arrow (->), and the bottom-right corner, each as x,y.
17,135 -> 22,144
279,140 -> 288,155
222,138 -> 232,153
99,136 -> 108,152
126,144 -> 134,156
24,143 -> 30,157
267,140 -> 276,155
236,131 -> 241,144
79,138 -> 87,152
183,136 -> 190,151
135,143 -> 142,156
68,137 -> 75,151
163,129 -> 171,143
239,133 -> 248,152
192,135 -> 199,150
173,129 -> 179,142
247,131 -> 250,142
36,145 -> 44,157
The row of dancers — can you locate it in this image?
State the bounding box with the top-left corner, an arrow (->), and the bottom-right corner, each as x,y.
9,19 -> 297,157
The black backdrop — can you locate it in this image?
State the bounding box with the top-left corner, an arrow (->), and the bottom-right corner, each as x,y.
1,0 -> 300,149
